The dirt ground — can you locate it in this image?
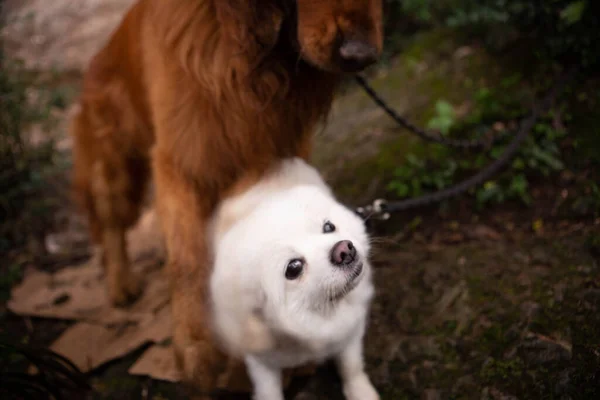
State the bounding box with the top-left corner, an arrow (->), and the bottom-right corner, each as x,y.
1,1 -> 599,399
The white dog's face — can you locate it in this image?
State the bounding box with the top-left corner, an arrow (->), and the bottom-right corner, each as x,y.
261,187 -> 370,309
213,184 -> 371,322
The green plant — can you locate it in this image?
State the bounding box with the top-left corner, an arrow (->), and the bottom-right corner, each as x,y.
480,357 -> 525,383
382,0 -> 457,58
449,0 -> 598,70
427,100 -> 456,136
475,174 -> 530,207
0,49 -> 60,256
388,153 -> 458,198
386,75 -> 567,209
384,0 -> 600,71
560,1 -> 586,25
571,181 -> 600,217
396,0 -> 435,24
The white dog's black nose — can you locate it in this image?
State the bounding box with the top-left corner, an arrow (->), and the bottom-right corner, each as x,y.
331,240 -> 357,266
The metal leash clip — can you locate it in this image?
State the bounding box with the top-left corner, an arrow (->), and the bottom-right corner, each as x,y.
355,198 -> 391,221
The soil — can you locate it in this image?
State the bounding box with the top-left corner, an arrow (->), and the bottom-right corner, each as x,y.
1,1 -> 599,400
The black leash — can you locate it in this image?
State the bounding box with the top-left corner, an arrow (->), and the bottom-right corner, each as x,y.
355,75 -> 508,150
354,68 -> 576,221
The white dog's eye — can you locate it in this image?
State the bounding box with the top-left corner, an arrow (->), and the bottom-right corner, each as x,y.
323,221 -> 336,233
285,259 -> 304,280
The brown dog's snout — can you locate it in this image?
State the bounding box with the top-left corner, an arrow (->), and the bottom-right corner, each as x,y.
331,240 -> 357,266
337,38 -> 378,72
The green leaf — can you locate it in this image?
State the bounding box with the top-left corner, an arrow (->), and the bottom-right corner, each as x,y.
435,100 -> 454,117
476,185 -> 500,206
509,174 -> 528,194
393,166 -> 411,179
518,191 -> 533,206
528,158 -> 539,169
560,1 -> 586,25
390,181 -> 410,198
490,146 -> 505,159
411,177 -> 422,196
405,153 -> 424,168
427,100 -> 456,136
512,158 -> 525,170
531,146 -> 565,171
407,216 -> 423,231
475,87 -> 492,103
501,73 -> 522,89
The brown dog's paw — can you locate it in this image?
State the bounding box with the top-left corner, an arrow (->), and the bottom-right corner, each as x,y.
173,337 -> 231,396
107,271 -> 143,307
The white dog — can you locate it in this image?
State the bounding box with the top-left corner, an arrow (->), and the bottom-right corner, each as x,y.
209,158 -> 379,400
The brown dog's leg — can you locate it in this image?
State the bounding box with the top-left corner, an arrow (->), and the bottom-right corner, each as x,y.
90,155 -> 147,306
152,148 -> 227,398
71,103 -> 150,307
101,225 -> 139,306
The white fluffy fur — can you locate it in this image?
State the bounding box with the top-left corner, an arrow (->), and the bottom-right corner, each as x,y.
209,158 -> 379,400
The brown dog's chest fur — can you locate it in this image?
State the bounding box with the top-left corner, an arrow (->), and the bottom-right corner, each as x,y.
147,52 -> 338,211
85,0 -> 337,210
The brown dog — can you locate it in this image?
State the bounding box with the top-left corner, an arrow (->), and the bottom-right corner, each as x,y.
70,0 -> 382,396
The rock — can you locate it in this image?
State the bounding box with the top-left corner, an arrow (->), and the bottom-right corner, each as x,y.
511,250 -> 530,265
553,367 -> 574,398
518,333 -> 572,366
421,388 -> 442,400
470,224 -> 502,241
444,232 -> 465,244
520,301 -> 541,323
489,387 -> 519,400
481,387 -> 520,400
481,387 -> 491,400
454,46 -> 474,59
453,375 -> 476,394
553,283 -> 566,303
530,247 -> 551,265
516,272 -> 532,287
503,325 -> 521,343
583,288 -> 600,305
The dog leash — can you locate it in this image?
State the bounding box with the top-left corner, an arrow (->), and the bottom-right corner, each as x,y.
353,67 -> 578,222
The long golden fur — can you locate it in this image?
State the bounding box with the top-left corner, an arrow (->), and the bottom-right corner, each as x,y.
70,0 -> 382,396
